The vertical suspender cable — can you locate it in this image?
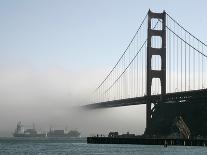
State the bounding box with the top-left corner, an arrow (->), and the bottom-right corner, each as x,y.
181,27 -> 183,91
185,31 -> 187,91
193,38 -> 195,89
169,18 -> 171,93
198,42 -> 200,89
189,34 -> 191,90
137,32 -> 139,96
173,18 -> 175,92
202,45 -> 204,88
177,25 -> 179,91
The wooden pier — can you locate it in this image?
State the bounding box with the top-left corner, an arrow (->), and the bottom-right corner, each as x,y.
87,137 -> 207,146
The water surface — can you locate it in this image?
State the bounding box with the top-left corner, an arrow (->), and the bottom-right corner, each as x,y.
0,137 -> 207,155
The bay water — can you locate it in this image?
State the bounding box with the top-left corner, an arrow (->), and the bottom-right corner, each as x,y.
0,137 -> 207,155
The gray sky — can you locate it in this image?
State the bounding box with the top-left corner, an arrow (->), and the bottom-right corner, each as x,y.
0,0 -> 207,136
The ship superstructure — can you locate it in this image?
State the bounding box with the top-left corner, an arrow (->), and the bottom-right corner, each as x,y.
13,122 -> 46,137
47,127 -> 80,137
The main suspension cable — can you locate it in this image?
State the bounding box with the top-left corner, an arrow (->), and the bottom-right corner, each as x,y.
93,13 -> 148,94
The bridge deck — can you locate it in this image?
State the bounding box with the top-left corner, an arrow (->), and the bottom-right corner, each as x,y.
84,89 -> 207,109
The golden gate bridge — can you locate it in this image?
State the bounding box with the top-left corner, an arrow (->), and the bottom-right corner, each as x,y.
84,10 -> 207,134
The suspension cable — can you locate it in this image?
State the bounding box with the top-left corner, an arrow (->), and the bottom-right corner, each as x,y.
104,40 -> 147,95
166,13 -> 207,48
166,26 -> 207,58
103,20 -> 161,96
93,13 -> 148,94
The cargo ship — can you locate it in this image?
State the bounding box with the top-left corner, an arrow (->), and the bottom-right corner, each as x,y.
13,122 -> 81,138
13,122 -> 46,137
47,128 -> 80,138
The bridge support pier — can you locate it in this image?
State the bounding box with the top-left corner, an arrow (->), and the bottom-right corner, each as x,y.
145,10 -> 166,134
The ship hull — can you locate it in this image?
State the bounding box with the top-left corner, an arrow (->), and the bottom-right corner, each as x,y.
13,133 -> 46,138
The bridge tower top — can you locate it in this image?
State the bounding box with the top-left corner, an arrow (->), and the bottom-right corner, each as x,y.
147,9 -> 166,96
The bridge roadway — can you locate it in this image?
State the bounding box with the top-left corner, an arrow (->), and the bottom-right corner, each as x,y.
85,89 -> 207,109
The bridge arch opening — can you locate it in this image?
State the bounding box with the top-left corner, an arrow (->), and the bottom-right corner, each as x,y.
151,36 -> 162,48
151,78 -> 161,95
151,55 -> 161,70
151,18 -> 163,30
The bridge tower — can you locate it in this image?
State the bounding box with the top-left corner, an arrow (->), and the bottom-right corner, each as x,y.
146,10 -> 166,133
